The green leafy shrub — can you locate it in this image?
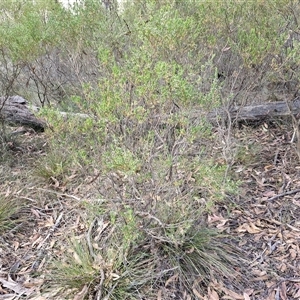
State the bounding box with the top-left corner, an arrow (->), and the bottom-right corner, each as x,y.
2,0 -> 299,298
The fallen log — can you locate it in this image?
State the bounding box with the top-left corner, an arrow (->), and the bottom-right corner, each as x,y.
207,99 -> 300,124
1,95 -> 298,132
0,96 -> 46,132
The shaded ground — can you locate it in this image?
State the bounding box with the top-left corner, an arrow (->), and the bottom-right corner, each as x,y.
1,122 -> 300,299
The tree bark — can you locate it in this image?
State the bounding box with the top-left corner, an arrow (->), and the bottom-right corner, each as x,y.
0,96 -> 46,132
207,99 -> 300,124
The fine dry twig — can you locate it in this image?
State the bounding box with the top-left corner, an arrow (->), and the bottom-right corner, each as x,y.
267,188 -> 300,201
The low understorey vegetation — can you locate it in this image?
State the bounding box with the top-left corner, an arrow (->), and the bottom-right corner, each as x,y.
1,0 -> 300,299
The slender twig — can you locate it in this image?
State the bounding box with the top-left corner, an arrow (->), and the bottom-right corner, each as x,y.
95,268 -> 105,300
86,217 -> 98,259
37,212 -> 64,249
87,172 -> 101,184
36,188 -> 81,201
136,211 -> 164,227
267,188 -> 300,201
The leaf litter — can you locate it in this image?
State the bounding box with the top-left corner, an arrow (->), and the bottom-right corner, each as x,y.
1,124 -> 300,299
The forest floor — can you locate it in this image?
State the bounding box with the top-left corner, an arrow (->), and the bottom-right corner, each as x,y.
1,121 -> 300,300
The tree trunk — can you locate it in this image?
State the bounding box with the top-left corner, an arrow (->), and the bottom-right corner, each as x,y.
0,96 -> 46,132
207,99 -> 300,124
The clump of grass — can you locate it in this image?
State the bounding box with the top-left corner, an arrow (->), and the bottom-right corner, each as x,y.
143,198 -> 241,294
160,227 -> 238,291
235,142 -> 262,166
35,150 -> 72,183
0,196 -> 21,233
193,161 -> 240,205
47,201 -> 242,299
49,237 -> 98,290
47,212 -> 157,299
36,153 -> 69,180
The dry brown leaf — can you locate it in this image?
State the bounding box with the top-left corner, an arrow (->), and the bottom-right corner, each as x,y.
243,293 -> 251,300
279,281 -> 288,300
289,248 -> 297,259
12,241 -> 19,251
50,176 -> 60,187
252,275 -> 269,281
31,208 -> 41,219
265,291 -> 276,300
44,216 -> 54,227
243,289 -> 253,296
23,278 -> 44,288
31,235 -> 43,247
222,46 -> 231,52
236,222 -> 261,234
193,287 -> 205,299
263,190 -> 276,197
157,288 -> 162,300
4,187 -> 11,197
165,273 -> 178,287
293,287 -> 300,298
216,219 -> 229,228
73,251 -> 82,265
236,224 -> 247,233
292,199 -> 300,207
279,263 -> 287,272
266,281 -> 277,288
264,165 -> 274,171
220,286 -> 244,299
73,285 -> 88,300
208,287 -> 219,300
0,277 -> 32,296
0,294 -> 17,300
286,223 -> 300,232
208,214 -> 226,223
248,222 -> 262,233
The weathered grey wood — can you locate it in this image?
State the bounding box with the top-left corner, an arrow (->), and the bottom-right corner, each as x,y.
0,96 -> 46,131
1,95 -> 298,132
207,99 -> 300,124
